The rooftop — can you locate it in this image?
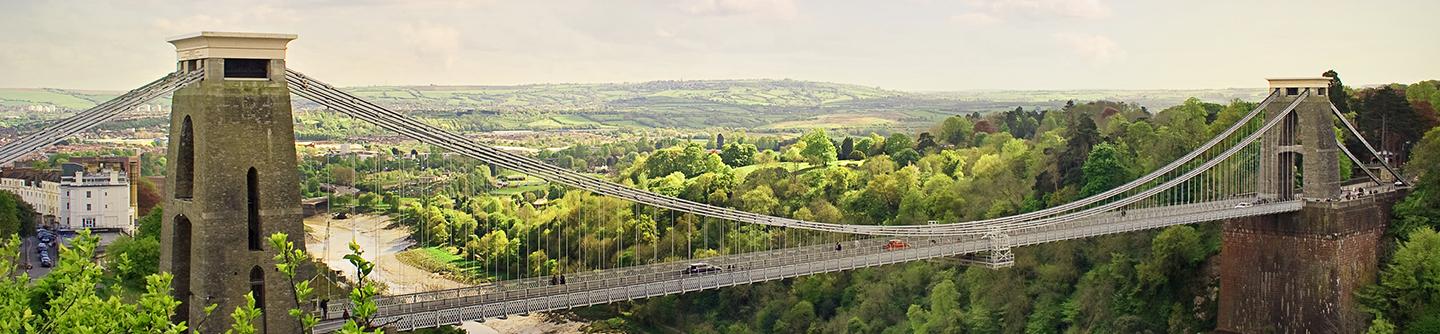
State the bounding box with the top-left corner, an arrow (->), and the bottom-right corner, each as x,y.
1266,77 -> 1332,88
166,31 -> 298,61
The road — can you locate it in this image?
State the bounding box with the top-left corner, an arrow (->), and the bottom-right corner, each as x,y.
20,236 -> 53,280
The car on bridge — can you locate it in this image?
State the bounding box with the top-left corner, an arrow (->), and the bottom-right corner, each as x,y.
882,239 -> 909,251
1234,202 -> 1253,208
683,262 -> 723,275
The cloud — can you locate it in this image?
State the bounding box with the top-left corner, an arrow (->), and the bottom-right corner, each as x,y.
149,3 -> 301,34
948,12 -> 1002,26
682,0 -> 798,20
950,0 -> 1111,25
398,21 -> 463,68
1053,32 -> 1124,64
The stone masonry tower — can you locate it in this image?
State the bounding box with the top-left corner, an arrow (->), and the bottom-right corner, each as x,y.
1257,77 -> 1342,200
158,32 -> 307,333
1218,77 -> 1393,333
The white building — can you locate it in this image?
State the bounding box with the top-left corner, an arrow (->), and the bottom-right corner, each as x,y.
0,173 -> 61,220
0,164 -> 135,233
58,170 -> 134,232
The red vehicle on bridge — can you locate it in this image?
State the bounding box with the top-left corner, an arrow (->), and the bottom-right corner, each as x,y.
882,239 -> 909,251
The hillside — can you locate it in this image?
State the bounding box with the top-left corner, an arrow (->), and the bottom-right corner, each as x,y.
0,80 -> 1267,131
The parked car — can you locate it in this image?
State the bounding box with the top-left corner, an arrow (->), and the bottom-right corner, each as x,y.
882,239 -> 909,251
683,262 -> 722,275
1234,202 -> 1253,209
40,256 -> 52,268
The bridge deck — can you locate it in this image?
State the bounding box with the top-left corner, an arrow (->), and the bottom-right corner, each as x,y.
314,197 -> 1323,332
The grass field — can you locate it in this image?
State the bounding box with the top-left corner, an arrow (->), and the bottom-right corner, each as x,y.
763,113 -> 899,129
396,246 -> 525,283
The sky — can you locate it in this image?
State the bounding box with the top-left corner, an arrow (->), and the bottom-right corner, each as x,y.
0,0 -> 1436,91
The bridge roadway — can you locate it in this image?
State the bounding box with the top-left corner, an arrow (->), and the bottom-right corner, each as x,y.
313,196 -> 1318,332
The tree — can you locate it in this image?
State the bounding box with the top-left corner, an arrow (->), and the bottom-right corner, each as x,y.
1323,70 -> 1351,114
106,234 -> 161,289
773,300 -> 816,334
1394,127 -> 1440,237
720,143 -> 758,167
645,143 -> 729,178
136,178 -> 162,216
1360,227 -> 1440,328
739,186 -> 780,215
854,137 -> 877,157
938,116 -> 975,147
1355,86 -> 1423,156
1059,115 -> 1101,188
269,233 -> 319,333
329,166 -> 356,186
839,137 -> 855,160
909,278 -> 962,333
1080,142 -> 1130,197
0,192 -> 22,238
339,240 -> 384,333
225,293 -> 262,334
800,129 -> 838,167
716,133 -> 726,149
1136,226 -> 1206,288
916,132 -> 939,153
893,148 -> 921,167
1407,81 -> 1438,107
0,231 -> 193,333
884,133 -> 914,155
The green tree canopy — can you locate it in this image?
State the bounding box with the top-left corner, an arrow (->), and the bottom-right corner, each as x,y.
884,133 -> 914,156
799,129 -> 838,167
1080,142 -> 1131,197
938,116 -> 976,147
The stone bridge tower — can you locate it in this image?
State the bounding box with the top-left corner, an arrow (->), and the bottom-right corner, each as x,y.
158,32 -> 307,333
1219,77 -> 1395,333
1257,77 -> 1342,200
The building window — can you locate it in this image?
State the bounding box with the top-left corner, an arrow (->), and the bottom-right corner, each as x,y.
176,116 -> 195,199
225,59 -> 269,79
86,204 -> 91,211
1286,87 -> 1300,96
249,266 -> 267,331
86,191 -> 91,198
82,218 -> 95,228
247,168 -> 262,251
1318,88 -> 1327,96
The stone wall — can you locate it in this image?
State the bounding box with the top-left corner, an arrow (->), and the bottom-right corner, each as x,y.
1217,192 -> 1402,333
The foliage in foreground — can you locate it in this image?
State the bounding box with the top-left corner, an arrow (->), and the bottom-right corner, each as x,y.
0,230 -> 386,333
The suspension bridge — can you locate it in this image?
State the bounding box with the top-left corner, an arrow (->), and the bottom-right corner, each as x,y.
0,32 -> 1410,333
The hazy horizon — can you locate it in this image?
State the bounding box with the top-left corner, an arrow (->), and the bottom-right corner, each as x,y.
2,0 -> 1436,91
